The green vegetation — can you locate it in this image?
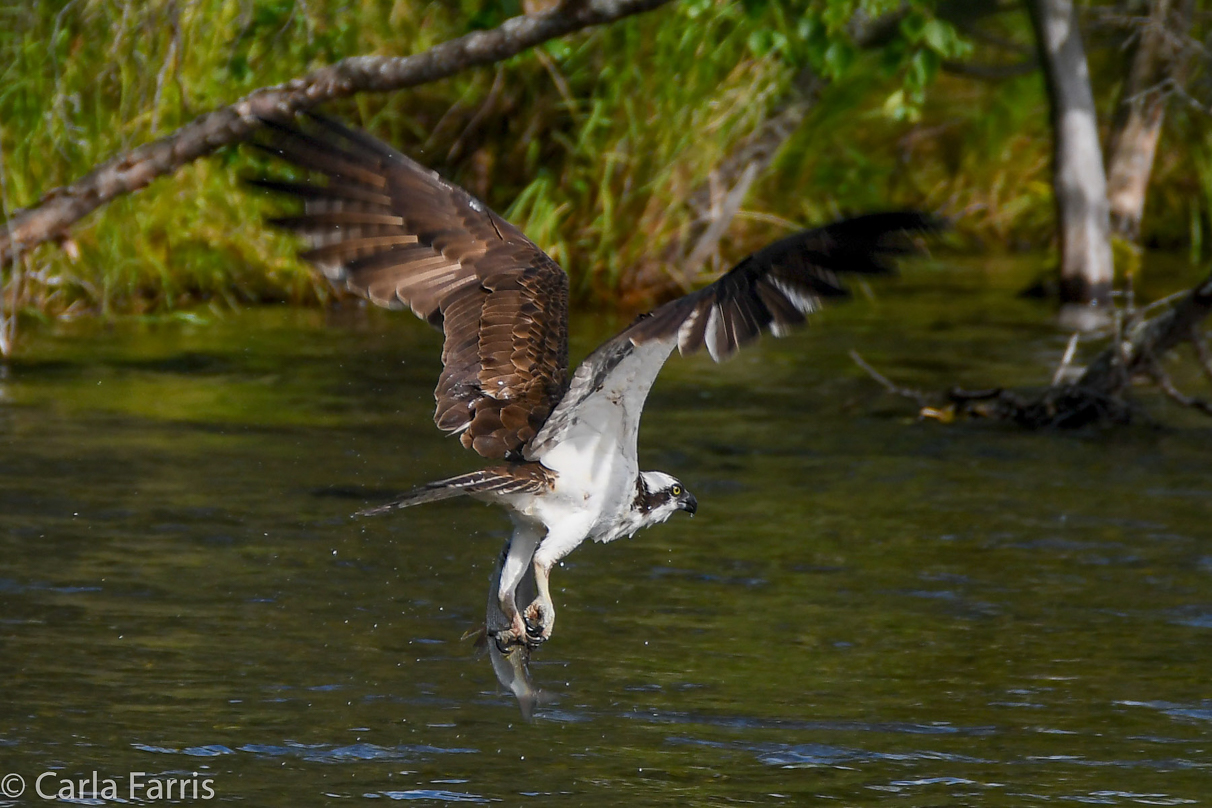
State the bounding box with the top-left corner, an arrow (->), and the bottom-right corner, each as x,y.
0,0 -> 1208,328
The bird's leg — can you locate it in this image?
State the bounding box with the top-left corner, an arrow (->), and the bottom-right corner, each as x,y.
497,588 -> 527,648
492,520 -> 542,649
520,518 -> 591,645
523,558 -> 556,643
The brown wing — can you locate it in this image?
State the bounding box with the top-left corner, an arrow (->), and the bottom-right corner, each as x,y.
251,115 -> 569,459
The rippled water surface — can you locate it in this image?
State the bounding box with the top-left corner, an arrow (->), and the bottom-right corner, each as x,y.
2,259 -> 1210,806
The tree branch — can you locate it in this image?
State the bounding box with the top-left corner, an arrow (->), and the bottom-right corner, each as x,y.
852,271 -> 1212,429
1145,358 -> 1212,417
942,58 -> 1038,80
0,0 -> 674,265
1076,271 -> 1212,396
645,8 -> 907,293
1190,326 -> 1212,385
849,350 -> 932,409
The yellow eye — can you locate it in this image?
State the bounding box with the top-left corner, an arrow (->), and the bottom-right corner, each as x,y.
671,485 -> 682,496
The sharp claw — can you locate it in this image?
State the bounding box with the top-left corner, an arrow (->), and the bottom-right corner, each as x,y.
522,609 -> 547,644
522,598 -> 554,646
493,631 -> 518,654
492,622 -> 531,653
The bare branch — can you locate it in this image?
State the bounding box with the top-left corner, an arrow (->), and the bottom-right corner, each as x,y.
1145,359 -> 1212,417
952,23 -> 1034,55
1078,270 -> 1212,395
1050,331 -> 1081,386
0,122 -> 17,358
643,4 -> 920,293
679,162 -> 759,288
1191,326 -> 1212,386
1138,287 -> 1190,317
0,0 -> 675,265
856,268 -> 1212,429
942,58 -> 1039,80
446,66 -> 507,163
850,350 -> 933,409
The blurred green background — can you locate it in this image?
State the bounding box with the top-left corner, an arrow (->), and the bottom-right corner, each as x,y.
0,0 -> 1207,322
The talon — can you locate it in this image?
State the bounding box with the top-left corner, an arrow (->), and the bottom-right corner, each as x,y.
522,598 -> 554,645
488,607 -> 530,653
492,625 -> 529,654
523,616 -> 546,643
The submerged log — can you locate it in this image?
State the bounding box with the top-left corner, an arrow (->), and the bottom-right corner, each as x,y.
856,270 -> 1212,428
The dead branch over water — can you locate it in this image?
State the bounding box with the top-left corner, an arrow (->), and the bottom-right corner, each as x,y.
0,0 -> 674,267
854,271 -> 1212,428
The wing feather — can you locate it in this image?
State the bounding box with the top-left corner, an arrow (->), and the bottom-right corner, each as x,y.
253,115 -> 570,459
527,212 -> 942,459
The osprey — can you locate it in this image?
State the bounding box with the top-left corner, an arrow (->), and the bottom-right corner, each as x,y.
253,115 -> 936,649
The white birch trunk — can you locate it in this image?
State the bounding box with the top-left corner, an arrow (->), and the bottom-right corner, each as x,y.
1027,0 -> 1114,307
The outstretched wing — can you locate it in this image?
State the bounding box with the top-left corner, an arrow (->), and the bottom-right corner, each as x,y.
526,212 -> 941,460
252,115 -> 569,459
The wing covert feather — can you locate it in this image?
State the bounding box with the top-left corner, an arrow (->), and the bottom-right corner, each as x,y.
254,115 -> 569,459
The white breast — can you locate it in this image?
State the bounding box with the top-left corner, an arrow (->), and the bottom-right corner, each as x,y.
535,431 -> 635,541
526,338 -> 674,544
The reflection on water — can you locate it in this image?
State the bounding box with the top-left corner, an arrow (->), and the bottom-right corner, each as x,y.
483,537 -> 544,719
1,257 -> 1211,805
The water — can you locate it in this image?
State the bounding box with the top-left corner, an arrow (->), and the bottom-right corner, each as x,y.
1,259 -> 1210,806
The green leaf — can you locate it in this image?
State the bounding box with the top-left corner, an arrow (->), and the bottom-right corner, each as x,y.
822,41 -> 855,79
899,12 -> 926,43
908,47 -> 939,90
543,39 -> 572,62
748,28 -> 774,58
882,88 -> 906,117
922,19 -> 950,51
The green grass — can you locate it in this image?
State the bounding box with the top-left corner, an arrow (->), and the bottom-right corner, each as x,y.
1,0 -> 1209,339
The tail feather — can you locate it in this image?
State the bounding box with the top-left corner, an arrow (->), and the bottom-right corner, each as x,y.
355,464 -> 553,517
355,476 -> 473,517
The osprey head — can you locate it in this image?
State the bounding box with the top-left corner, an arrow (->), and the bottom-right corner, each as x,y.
635,471 -> 698,524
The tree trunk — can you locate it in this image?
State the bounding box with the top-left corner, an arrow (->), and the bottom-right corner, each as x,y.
1104,0 -> 1193,241
1027,0 -> 1114,307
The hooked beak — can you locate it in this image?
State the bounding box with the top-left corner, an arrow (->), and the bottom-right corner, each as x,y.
682,492 -> 698,516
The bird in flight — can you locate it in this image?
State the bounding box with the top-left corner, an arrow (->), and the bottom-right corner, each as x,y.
253,114 -> 937,649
